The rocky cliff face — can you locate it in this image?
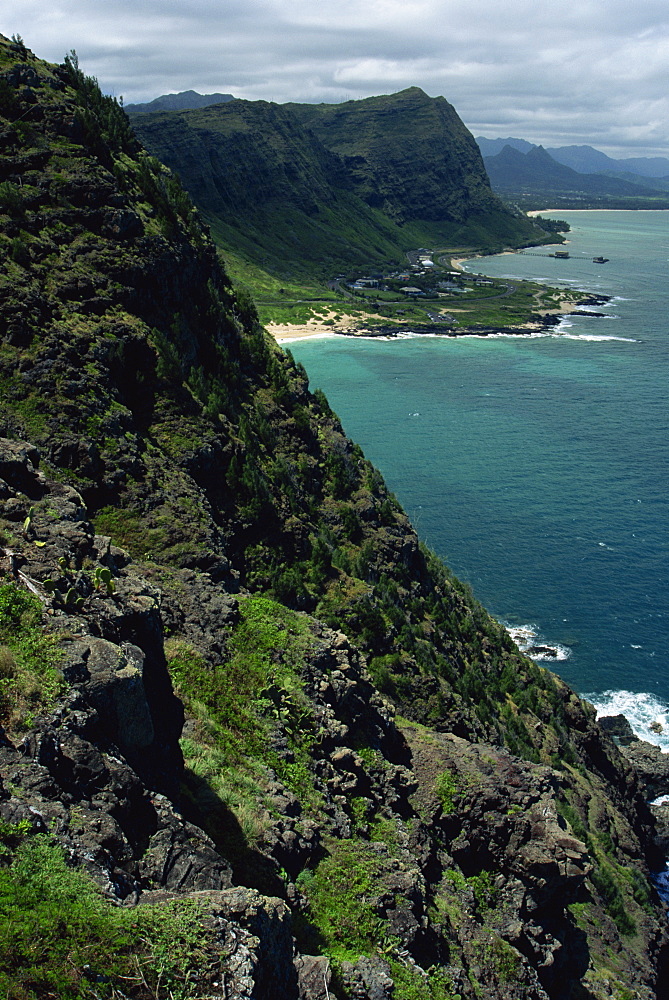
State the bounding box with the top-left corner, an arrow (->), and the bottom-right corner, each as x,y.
0,35 -> 668,1000
284,88 -> 499,225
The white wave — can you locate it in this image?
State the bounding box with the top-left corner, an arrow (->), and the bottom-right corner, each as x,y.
559,333 -> 637,342
503,622 -> 572,662
582,689 -> 669,752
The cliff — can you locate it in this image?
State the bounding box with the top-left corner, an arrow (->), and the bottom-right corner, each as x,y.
0,35 -> 668,1000
128,88 -> 544,279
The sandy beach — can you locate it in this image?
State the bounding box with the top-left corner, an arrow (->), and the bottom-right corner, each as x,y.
268,309 -> 392,343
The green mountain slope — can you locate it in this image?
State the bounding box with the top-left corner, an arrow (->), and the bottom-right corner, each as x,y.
1,35 -> 668,1000
129,88 -> 544,280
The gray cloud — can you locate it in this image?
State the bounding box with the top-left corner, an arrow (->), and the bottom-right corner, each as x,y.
2,0 -> 668,157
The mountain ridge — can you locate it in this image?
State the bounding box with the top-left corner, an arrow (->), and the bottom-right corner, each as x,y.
124,88 -> 234,114
480,142 -> 669,209
476,135 -> 669,178
129,88 -> 546,279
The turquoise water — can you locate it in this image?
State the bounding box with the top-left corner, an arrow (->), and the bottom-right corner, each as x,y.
288,211 -> 669,745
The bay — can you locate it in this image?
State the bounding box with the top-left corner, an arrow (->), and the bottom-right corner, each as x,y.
288,211 -> 669,745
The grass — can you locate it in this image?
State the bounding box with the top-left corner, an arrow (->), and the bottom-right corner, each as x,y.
166,594 -> 322,852
0,828 -> 212,999
387,960 -> 462,1000
435,770 -> 459,815
219,239 -> 577,335
0,583 -> 64,732
297,839 -> 386,961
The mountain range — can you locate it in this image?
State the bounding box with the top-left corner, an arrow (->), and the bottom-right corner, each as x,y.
476,136 -> 669,178
477,136 -> 669,209
1,36 -> 669,1000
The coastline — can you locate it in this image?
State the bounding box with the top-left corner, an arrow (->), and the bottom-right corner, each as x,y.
268,291 -> 592,343
268,248 -> 601,344
268,309 -> 357,343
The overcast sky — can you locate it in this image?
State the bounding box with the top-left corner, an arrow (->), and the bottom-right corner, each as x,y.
2,0 -> 668,158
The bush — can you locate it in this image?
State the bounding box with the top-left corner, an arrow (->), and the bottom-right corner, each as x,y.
301,840 -> 385,960
435,770 -> 458,815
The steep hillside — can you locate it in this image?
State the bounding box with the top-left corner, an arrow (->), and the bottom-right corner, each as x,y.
129,89 -> 543,279
285,89 -> 500,225
1,35 -> 668,1000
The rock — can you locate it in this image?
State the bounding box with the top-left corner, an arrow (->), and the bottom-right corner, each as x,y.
618,739 -> 669,799
598,713 -> 638,745
650,801 -> 669,854
339,955 -> 393,1000
201,888 -> 298,1000
294,955 -> 331,1000
0,438 -> 43,497
83,638 -> 155,750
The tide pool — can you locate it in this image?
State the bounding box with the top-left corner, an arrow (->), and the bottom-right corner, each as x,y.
288,211 -> 669,745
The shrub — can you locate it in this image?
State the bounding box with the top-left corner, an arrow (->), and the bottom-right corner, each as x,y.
435,770 -> 458,815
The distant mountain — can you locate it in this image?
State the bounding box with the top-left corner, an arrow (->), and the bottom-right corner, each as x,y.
130,88 -> 544,279
475,136 -> 535,158
608,155 -> 669,179
124,89 -> 234,114
482,143 -> 669,210
476,136 -> 669,183
546,144 -> 669,179
544,144 -> 625,175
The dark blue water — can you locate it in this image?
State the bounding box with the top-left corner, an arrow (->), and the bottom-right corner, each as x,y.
289,211 -> 669,744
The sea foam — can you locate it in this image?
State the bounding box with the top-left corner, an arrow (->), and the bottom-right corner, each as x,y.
503,622 -> 571,662
581,689 -> 669,752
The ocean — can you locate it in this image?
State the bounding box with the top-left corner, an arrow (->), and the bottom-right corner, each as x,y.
288,210 -> 669,748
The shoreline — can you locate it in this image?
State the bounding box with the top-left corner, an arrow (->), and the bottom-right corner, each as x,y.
269,292 -> 601,344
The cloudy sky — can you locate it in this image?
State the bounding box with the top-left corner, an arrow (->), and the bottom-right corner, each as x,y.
2,0 -> 668,158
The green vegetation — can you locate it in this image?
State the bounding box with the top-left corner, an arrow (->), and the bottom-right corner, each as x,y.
0,583 -> 63,732
166,595 -> 321,852
444,868 -> 499,917
0,827 -> 211,999
387,960 -> 462,1000
244,253 -> 575,333
0,38 -> 660,998
557,792 -> 645,937
298,840 -> 386,961
435,770 -> 459,814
